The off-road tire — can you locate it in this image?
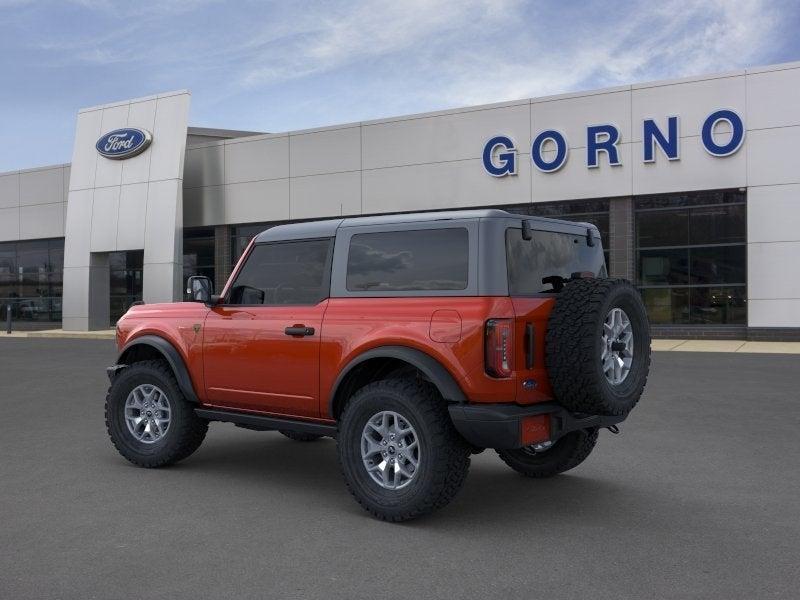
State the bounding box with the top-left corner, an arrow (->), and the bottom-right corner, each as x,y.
546,278 -> 650,416
496,428 -> 599,478
337,378 -> 471,522
105,360 -> 208,468
279,430 -> 323,442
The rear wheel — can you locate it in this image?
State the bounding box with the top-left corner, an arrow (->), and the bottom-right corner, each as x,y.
496,428 -> 599,478
337,378 -> 470,522
105,360 -> 208,468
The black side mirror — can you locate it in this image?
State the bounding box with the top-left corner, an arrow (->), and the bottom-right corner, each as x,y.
186,275 -> 214,304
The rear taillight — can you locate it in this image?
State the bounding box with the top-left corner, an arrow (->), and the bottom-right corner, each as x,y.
485,318 -> 513,378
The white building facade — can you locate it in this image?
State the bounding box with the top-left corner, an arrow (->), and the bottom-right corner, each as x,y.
1,61 -> 799,338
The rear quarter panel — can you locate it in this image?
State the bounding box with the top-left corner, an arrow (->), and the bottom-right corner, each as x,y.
320,296 -> 540,418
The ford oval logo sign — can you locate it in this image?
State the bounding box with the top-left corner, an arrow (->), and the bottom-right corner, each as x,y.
96,128 -> 152,160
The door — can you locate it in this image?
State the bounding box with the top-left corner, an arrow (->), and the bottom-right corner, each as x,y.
203,238 -> 333,418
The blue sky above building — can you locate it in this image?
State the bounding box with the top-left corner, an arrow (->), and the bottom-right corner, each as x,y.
0,0 -> 798,172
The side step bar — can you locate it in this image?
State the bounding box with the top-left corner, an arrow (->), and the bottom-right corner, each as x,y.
195,408 -> 338,437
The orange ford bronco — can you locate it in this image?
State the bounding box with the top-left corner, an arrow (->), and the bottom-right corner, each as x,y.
106,209 -> 650,521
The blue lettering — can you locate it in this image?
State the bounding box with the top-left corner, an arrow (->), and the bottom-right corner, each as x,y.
702,109 -> 745,157
643,116 -> 679,162
482,136 -> 517,176
587,124 -> 621,168
531,130 -> 568,173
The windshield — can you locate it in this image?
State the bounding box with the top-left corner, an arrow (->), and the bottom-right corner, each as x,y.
506,227 -> 606,295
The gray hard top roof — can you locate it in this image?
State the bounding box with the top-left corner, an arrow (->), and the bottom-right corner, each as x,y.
254,209 -> 598,243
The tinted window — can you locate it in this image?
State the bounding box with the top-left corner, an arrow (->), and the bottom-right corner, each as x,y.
636,210 -> 688,247
229,239 -> 331,305
346,229 -> 468,292
506,228 -> 606,295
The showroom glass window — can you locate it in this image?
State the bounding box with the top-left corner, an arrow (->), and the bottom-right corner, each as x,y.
0,238 -> 64,326
635,189 -> 746,325
183,227 -> 215,282
503,200 -> 610,267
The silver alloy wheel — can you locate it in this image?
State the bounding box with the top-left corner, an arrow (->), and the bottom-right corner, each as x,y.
361,410 -> 420,490
601,307 -> 634,385
124,384 -> 172,444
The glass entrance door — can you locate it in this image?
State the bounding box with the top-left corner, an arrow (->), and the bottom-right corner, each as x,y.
109,250 -> 144,325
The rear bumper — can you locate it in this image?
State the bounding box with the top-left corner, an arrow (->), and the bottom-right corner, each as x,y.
448,402 -> 626,450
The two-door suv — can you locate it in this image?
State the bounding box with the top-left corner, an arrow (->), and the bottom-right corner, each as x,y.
106,209 -> 650,521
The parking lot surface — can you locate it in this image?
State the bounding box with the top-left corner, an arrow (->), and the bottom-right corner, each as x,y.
1,338 -> 798,599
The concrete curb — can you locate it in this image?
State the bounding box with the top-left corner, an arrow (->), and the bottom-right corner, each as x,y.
652,339 -> 800,354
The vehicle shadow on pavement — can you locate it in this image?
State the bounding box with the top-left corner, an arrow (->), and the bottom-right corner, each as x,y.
117,426 -> 638,524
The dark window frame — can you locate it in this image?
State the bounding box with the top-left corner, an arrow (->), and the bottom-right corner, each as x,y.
224,237 -> 334,307
344,227 -> 470,293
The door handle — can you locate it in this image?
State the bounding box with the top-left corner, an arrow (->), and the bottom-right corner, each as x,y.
285,325 -> 315,337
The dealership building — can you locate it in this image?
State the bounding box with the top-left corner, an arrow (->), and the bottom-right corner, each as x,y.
1,60 -> 799,338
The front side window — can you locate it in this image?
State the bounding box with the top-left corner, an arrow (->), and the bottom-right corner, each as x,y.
346,228 -> 468,292
229,239 -> 332,306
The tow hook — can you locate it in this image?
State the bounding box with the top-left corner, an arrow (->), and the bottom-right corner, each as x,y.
606,424 -> 620,435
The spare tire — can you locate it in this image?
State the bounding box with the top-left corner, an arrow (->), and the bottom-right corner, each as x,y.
545,278 -> 650,416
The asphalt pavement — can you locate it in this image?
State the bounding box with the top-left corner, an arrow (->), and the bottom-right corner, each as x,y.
0,338 -> 798,599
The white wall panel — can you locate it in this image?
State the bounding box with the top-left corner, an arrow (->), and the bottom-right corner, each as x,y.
290,172 -> 360,220
19,167 -> 63,206
121,100 -> 157,185
225,136 -> 288,183
184,144 -> 224,188
748,299 -> 800,327
93,104 -> 129,189
363,158 -> 530,214
69,109 -> 103,191
0,173 -> 19,209
632,136 -> 746,194
148,94 -> 190,182
225,178 -> 289,224
184,185 -> 225,228
748,241 -> 800,300
746,68 -> 800,130
63,189 -> 93,268
144,179 -> 181,264
533,144 -> 632,202
19,203 -> 64,240
116,183 -> 148,250
0,207 -> 19,239
533,90 -> 631,147
631,75 -> 746,142
747,184 -> 800,243
747,126 -> 800,186
89,187 -> 120,251
290,127 -> 360,177
363,103 -> 529,169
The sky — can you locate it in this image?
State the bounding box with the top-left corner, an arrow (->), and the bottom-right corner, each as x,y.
0,0 -> 798,172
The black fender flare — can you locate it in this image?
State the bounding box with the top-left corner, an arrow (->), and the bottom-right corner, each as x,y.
117,335 -> 200,404
328,345 -> 467,417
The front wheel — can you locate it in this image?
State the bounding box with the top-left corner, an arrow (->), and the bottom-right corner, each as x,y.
337,379 -> 471,522
105,360 -> 208,468
496,428 -> 599,478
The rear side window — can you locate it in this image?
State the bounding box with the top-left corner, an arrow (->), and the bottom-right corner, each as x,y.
229,239 -> 332,305
506,228 -> 606,295
346,228 -> 468,292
